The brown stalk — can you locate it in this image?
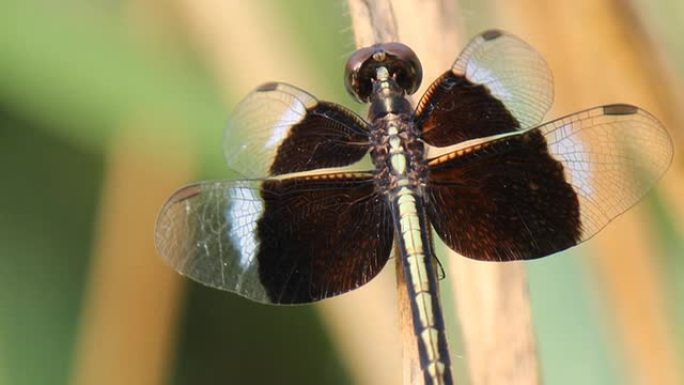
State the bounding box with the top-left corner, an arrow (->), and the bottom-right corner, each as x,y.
347,1 -> 542,385
346,3 -> 422,383
69,127 -> 191,385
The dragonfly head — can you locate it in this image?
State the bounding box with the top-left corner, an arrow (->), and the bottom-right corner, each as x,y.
345,42 -> 422,103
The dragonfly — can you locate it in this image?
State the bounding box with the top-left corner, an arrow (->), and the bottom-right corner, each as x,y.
155,30 -> 672,385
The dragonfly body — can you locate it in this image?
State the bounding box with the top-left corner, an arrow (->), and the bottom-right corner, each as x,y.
368,64 -> 451,384
155,30 -> 671,385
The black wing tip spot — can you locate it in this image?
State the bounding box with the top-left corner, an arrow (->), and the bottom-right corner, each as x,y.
256,82 -> 281,92
170,185 -> 202,203
482,29 -> 504,41
604,104 -> 638,116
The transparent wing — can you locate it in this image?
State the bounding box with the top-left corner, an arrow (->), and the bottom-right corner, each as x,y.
155,174 -> 393,304
426,104 -> 672,261
417,30 -> 553,146
224,82 -> 370,178
541,104 -> 672,237
452,30 -> 554,129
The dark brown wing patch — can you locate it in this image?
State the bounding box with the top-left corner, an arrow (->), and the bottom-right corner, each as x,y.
225,83 -> 370,178
257,174 -> 393,303
416,71 -> 519,146
426,129 -> 581,261
155,174 -> 392,304
269,101 -> 370,175
415,30 -> 553,147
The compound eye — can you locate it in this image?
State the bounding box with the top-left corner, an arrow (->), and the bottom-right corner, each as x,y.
344,42 -> 423,103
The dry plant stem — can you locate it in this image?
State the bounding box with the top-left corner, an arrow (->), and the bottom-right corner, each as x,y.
393,3 -> 542,384
449,261 -> 541,385
347,1 -> 452,384
347,0 -> 399,48
493,1 -> 683,384
348,1 -> 542,385
69,129 -> 190,385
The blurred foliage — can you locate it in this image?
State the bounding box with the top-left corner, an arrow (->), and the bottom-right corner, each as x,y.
173,286 -> 348,385
0,0 -> 225,174
0,109 -> 102,384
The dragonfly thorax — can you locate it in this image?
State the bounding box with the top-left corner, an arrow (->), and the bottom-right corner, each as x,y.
370,115 -> 427,196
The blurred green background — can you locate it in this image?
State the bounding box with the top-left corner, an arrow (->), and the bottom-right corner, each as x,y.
0,1 -> 682,385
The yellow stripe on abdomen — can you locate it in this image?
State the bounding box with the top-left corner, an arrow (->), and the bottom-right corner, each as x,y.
394,186 -> 450,385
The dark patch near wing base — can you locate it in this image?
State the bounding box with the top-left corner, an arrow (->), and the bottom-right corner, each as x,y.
257,175 -> 392,303
270,102 -> 369,175
416,71 -> 519,146
427,129 -> 581,261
